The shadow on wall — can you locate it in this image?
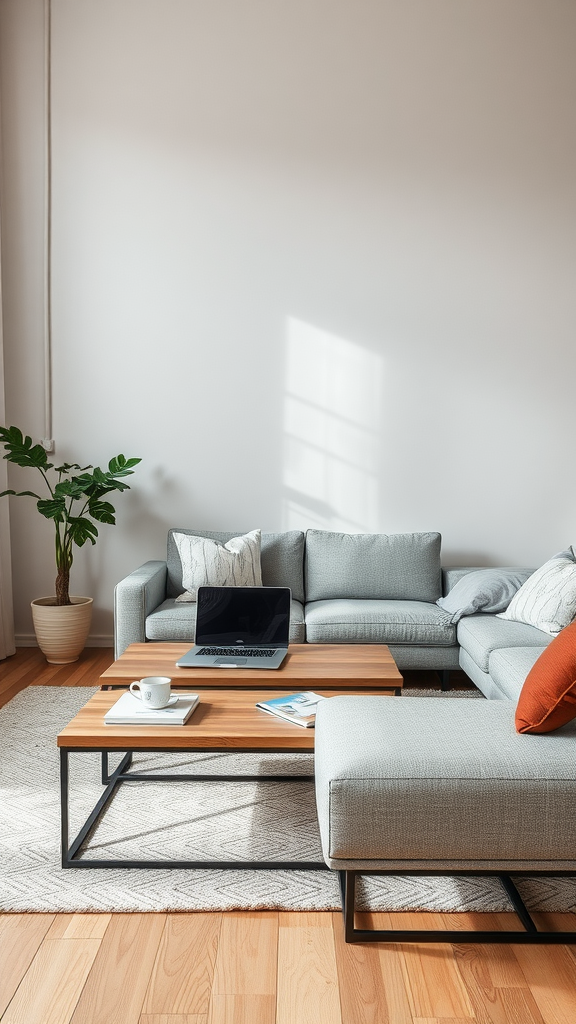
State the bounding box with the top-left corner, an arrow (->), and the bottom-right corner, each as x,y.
126,466 -> 191,544
282,317 -> 384,533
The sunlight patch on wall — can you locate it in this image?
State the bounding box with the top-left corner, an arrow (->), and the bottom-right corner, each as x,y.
283,318 -> 383,532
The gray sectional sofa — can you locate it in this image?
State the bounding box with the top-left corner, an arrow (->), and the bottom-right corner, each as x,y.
115,528 -> 457,667
114,527 -> 549,699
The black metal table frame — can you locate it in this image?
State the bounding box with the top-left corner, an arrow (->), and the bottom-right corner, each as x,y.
60,745 -> 328,871
339,868 -> 576,944
60,749 -> 576,944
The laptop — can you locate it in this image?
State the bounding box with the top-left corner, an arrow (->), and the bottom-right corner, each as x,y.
176,585 -> 291,669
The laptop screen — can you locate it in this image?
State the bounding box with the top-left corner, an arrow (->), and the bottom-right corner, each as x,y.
195,586 -> 291,647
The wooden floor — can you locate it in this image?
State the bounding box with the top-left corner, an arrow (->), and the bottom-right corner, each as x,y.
1,648 -> 576,1024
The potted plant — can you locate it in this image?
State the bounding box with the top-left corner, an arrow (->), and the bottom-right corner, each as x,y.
0,426 -> 140,663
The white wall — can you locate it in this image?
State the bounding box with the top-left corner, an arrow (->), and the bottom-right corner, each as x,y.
1,0 -> 575,642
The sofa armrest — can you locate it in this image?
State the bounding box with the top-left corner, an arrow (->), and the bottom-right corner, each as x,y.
114,560 -> 168,657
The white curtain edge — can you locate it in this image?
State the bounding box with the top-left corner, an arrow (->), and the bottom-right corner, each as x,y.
0,117 -> 16,660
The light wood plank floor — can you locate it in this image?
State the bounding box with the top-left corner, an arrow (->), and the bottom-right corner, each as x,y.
1,648 -> 576,1024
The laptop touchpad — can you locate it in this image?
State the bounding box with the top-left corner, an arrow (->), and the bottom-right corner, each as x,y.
215,657 -> 248,666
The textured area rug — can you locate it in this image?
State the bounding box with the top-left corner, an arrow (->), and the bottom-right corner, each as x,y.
2,685 -> 576,914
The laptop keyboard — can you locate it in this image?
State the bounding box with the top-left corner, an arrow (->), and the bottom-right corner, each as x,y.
197,647 -> 277,658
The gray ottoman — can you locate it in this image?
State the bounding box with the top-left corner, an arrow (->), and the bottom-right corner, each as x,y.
314,696 -> 576,943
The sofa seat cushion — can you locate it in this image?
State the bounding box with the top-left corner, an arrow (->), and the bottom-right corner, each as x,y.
459,648 -> 506,700
314,696 -> 576,867
488,647 -> 547,702
146,598 -> 306,644
305,600 -> 455,645
457,614 -> 552,673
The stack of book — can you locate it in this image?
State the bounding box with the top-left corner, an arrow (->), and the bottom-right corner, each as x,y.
104,691 -> 199,725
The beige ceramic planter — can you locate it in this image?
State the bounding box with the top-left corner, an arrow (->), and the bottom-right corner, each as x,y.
31,596 -> 93,664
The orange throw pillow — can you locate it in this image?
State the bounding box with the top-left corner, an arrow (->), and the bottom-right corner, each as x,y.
515,621 -> 576,733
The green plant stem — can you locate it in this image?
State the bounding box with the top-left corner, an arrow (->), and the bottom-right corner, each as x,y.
55,565 -> 71,605
39,466 -> 54,497
55,523 -> 72,604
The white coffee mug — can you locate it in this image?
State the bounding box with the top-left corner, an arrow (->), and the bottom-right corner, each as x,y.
129,676 -> 172,709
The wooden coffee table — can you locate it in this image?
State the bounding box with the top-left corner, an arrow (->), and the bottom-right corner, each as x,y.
58,643 -> 402,870
99,641 -> 403,694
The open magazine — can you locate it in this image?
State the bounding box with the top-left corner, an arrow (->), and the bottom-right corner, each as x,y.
256,691 -> 326,728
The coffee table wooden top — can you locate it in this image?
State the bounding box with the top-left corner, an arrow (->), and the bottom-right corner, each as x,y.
57,688 -> 391,751
100,642 -> 403,691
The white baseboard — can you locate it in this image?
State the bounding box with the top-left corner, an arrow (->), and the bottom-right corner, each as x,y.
16,634 -> 114,648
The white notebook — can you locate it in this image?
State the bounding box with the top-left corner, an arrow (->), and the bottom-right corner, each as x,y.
104,691 -> 199,726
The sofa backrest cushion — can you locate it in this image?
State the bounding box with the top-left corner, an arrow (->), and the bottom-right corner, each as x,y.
167,530 -> 305,603
305,530 -> 442,602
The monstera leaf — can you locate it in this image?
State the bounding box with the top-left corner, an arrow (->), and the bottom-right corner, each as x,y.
0,426 -> 52,470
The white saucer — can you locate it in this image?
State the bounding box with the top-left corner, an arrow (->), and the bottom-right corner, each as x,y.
160,694 -> 179,708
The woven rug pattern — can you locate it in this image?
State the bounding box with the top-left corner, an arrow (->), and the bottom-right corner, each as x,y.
2,685 -> 576,913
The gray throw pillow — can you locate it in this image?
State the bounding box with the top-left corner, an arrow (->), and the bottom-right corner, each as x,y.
437,568 -> 533,623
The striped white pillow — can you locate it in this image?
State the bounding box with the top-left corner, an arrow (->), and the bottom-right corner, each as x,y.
174,529 -> 262,602
498,550 -> 576,635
